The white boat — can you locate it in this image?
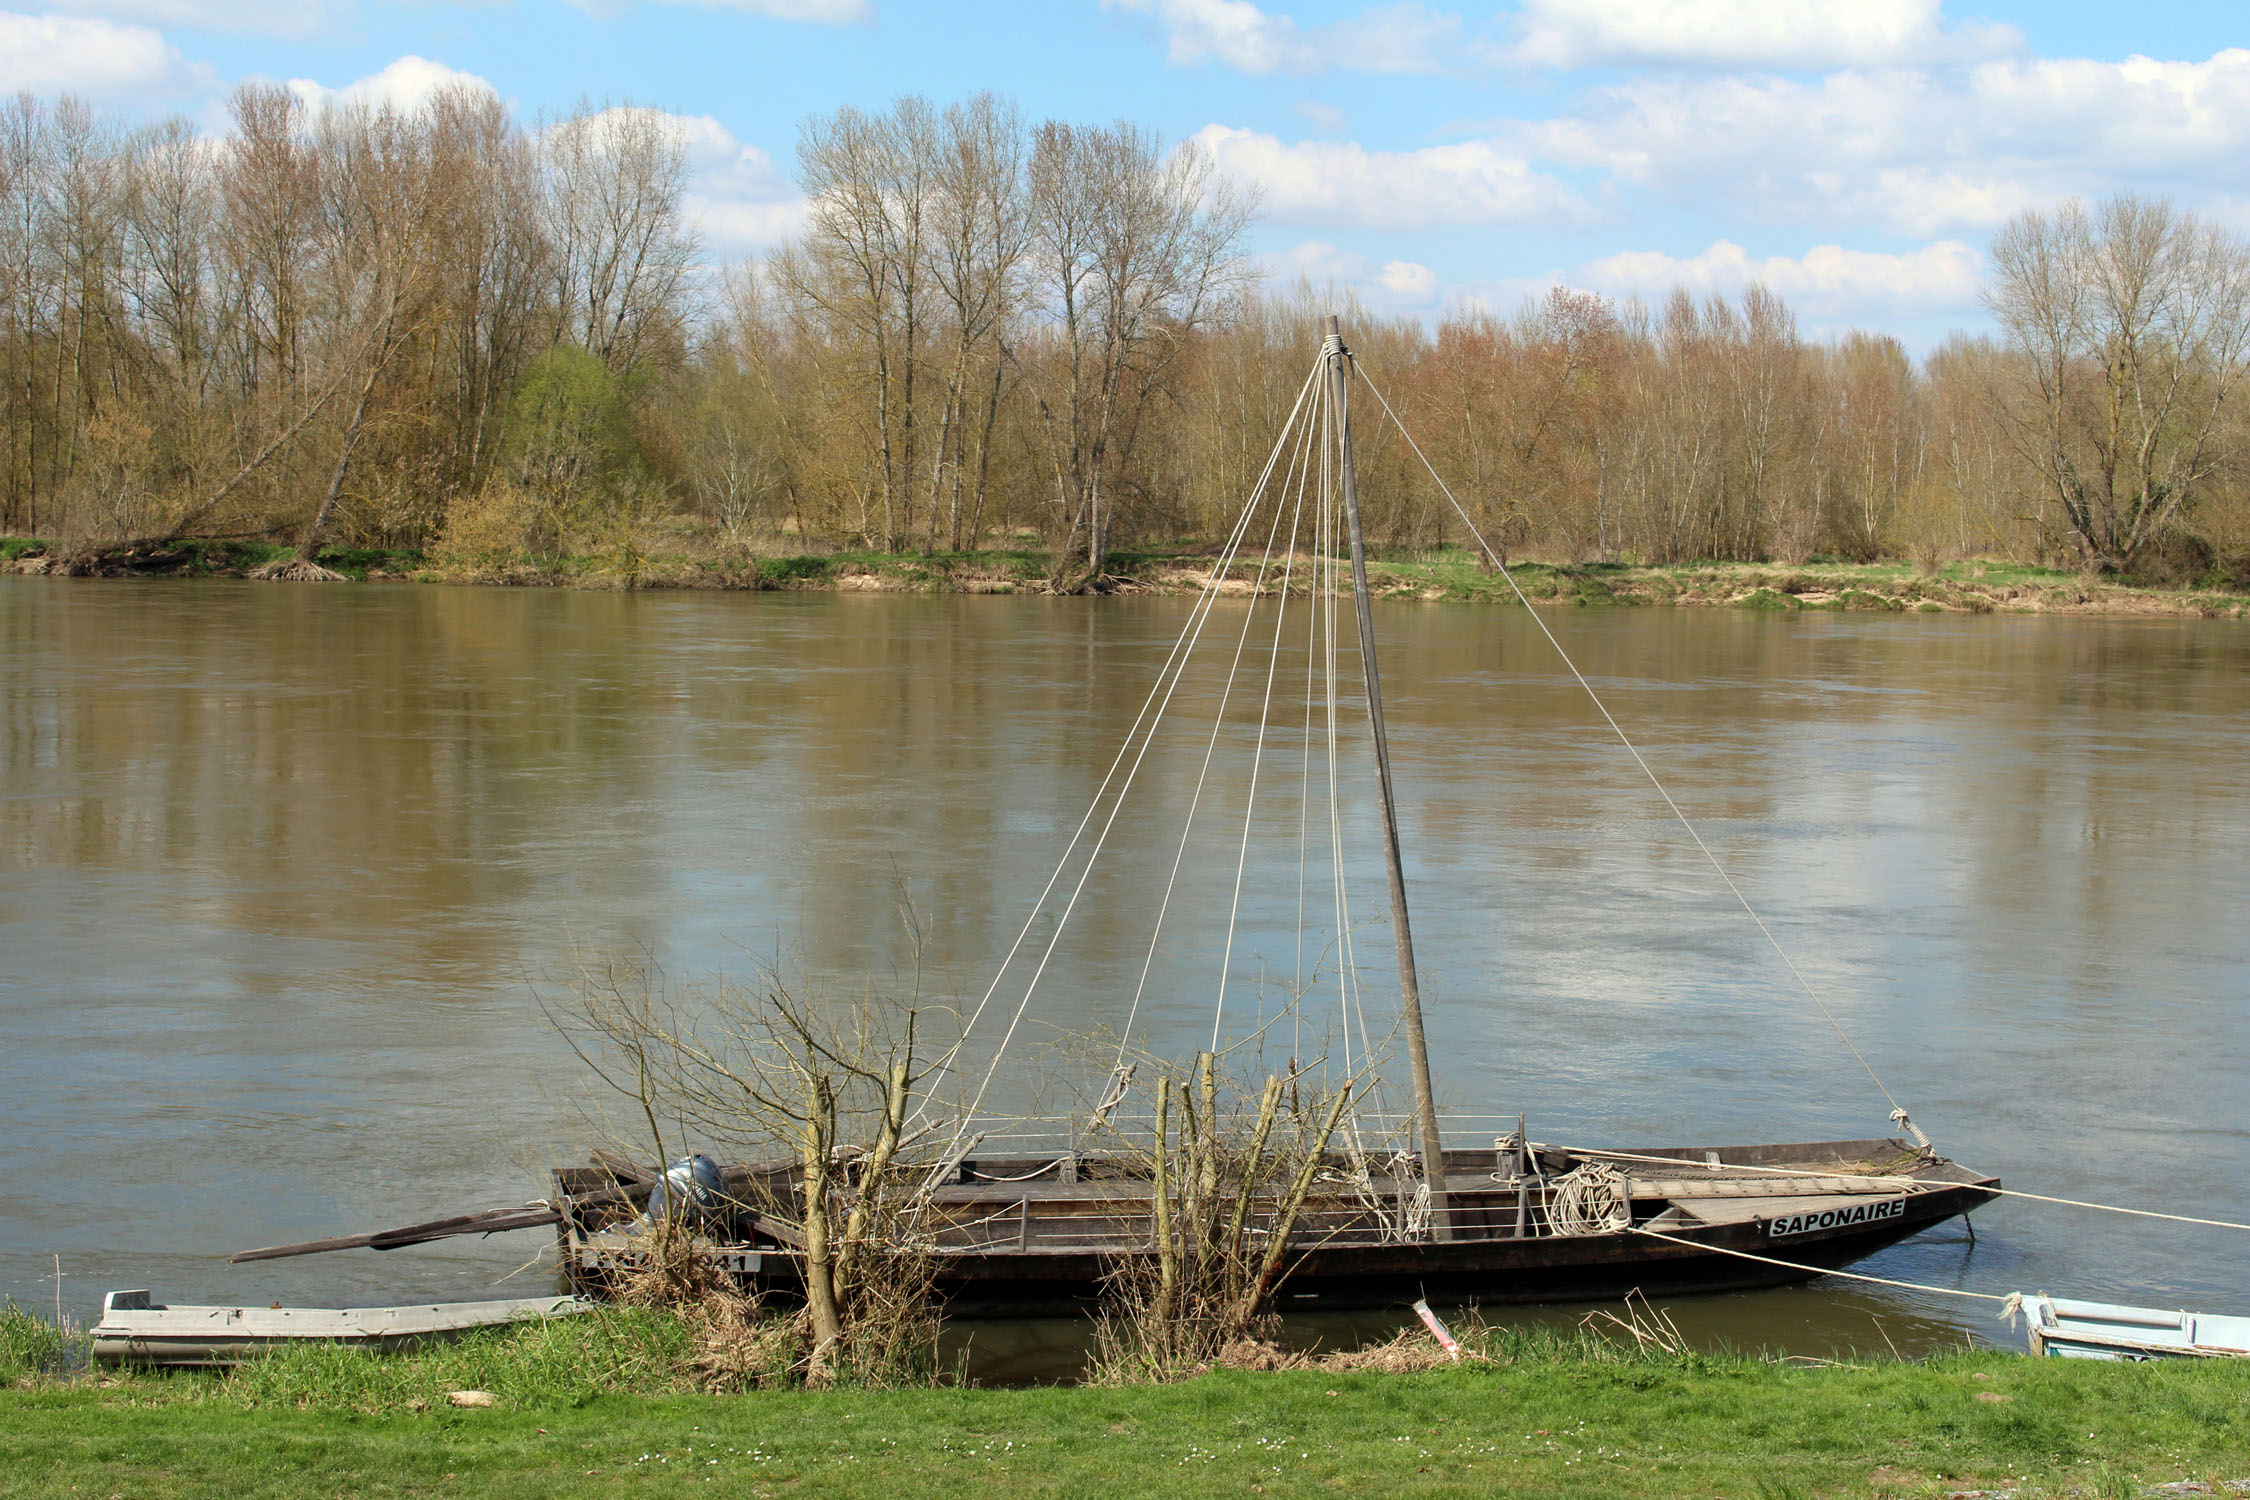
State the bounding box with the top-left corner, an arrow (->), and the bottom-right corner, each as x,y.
2013,1293 -> 2250,1360
91,1288 -> 590,1366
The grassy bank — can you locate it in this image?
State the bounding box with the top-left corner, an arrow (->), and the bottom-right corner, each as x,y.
6,534 -> 2246,618
6,1308 -> 2249,1499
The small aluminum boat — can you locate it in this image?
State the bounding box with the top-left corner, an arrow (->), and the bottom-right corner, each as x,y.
91,1289 -> 590,1366
2013,1293 -> 2250,1361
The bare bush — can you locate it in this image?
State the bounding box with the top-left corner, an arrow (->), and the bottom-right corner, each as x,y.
1087,1049 -> 1357,1383
552,942 -> 954,1388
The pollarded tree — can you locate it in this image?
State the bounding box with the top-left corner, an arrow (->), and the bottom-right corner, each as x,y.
1987,193 -> 2250,574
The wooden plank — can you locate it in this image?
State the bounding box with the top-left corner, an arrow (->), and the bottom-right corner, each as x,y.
749,1214 -> 806,1250
1630,1176 -> 1920,1200
591,1150 -> 654,1184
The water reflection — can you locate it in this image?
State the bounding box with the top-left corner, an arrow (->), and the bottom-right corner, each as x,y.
2,579 -> 2244,1365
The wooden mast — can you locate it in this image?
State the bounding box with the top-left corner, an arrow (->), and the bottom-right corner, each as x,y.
1324,314 -> 1451,1240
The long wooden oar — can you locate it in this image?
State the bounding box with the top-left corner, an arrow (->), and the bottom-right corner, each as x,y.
230,1203 -> 565,1263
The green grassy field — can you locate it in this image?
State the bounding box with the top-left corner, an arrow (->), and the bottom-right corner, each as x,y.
5,1307 -> 2247,1499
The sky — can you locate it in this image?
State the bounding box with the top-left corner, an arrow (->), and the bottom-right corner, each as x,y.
3,0 -> 2245,348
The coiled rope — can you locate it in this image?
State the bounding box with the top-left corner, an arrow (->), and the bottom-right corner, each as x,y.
1547,1160 -> 1632,1236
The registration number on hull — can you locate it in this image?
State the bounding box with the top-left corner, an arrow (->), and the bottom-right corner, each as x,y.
1767,1198 -> 1906,1238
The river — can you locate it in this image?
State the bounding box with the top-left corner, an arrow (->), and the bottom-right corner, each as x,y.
2,577 -> 2245,1372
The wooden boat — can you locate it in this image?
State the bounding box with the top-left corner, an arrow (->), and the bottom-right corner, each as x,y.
552,1137 -> 1997,1315
2012,1294 -> 2250,1361
544,316 -> 2000,1315
91,1289 -> 590,1366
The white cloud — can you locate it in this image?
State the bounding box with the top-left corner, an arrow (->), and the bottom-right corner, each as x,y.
1193,124 -> 1589,229
1259,240 -> 1458,316
1105,0 -> 1456,75
1266,234 -> 1984,331
554,106 -> 808,252
44,0 -> 335,38
1575,238 -> 1985,317
1377,259 -> 1439,301
1524,49 -> 2250,235
573,0 -> 870,21
1109,0 -> 2020,76
685,132 -> 808,251
286,56 -> 497,116
1264,238 -> 1370,285
0,12 -> 208,97
1507,0 -> 2018,72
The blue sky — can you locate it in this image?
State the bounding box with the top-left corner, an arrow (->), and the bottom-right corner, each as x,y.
5,0 -> 2245,346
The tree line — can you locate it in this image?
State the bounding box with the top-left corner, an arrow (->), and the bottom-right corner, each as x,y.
3,86 -> 2246,583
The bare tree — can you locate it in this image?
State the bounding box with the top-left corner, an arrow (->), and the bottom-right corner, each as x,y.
922,95 -> 1029,554
778,97 -> 944,551
1026,121 -> 1254,584
251,103 -> 448,576
1988,192 -> 2250,573
1,93 -> 57,530
543,104 -> 697,381
558,944 -> 951,1388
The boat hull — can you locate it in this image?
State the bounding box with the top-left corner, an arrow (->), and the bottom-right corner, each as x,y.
555,1135 -> 1999,1317
928,1179 -> 1992,1316
91,1291 -> 590,1367
2015,1294 -> 2250,1361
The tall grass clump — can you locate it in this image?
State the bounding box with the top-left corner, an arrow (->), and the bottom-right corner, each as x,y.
0,1302 -> 72,1384
227,1307 -> 703,1412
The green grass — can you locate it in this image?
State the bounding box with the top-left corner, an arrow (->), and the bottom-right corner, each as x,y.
4,1305 -> 2248,1499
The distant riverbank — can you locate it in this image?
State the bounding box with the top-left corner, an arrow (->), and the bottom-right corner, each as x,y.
6,535 -> 2246,618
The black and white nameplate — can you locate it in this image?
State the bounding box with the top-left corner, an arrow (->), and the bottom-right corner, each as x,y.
1766,1198 -> 1906,1237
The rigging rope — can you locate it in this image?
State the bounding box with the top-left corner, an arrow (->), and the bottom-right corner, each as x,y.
934,367 -> 1307,1089
951,361 -> 1325,1139
1214,398 -> 1315,1049
1351,360 -> 1908,1123
1119,390 -> 1314,1065
1318,381 -> 1387,1130
1547,1160 -> 1632,1236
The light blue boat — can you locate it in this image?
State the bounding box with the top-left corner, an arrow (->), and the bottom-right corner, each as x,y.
2013,1293 -> 2250,1360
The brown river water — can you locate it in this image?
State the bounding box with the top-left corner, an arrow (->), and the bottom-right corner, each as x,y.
2,577 -> 2245,1375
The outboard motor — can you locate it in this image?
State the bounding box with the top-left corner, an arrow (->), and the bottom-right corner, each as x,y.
645,1153 -> 725,1225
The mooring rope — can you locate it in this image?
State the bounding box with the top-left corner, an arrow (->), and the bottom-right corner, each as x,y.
1631,1226 -> 2012,1302
1351,359 -> 1908,1123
